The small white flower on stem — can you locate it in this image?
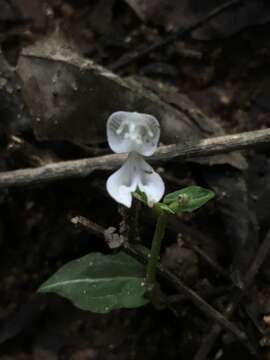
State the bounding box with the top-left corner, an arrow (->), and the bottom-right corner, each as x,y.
106,111 -> 165,208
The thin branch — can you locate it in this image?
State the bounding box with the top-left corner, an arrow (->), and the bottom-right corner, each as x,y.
110,0 -> 243,71
0,128 -> 270,189
193,227 -> 270,360
71,215 -> 247,342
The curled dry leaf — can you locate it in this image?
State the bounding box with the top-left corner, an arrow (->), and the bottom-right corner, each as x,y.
0,52 -> 32,137
16,30 -> 247,172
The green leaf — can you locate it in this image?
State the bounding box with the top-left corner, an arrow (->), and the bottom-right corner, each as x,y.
163,186 -> 215,213
38,252 -> 148,313
155,202 -> 176,214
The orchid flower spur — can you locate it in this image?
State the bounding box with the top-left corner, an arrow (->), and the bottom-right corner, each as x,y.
106,111 -> 165,208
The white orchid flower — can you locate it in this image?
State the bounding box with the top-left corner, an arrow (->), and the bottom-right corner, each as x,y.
106,111 -> 165,208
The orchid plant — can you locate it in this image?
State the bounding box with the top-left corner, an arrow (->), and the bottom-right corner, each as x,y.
39,111 -> 214,314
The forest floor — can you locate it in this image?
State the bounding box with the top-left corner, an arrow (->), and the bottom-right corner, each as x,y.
1,1 -> 270,359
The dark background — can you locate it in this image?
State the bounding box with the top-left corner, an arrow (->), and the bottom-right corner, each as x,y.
1,1 -> 270,359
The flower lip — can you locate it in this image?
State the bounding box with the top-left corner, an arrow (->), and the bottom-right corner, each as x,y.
107,111 -> 160,156
106,153 -> 165,208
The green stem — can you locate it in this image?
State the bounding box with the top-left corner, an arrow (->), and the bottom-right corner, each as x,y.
146,211 -> 167,290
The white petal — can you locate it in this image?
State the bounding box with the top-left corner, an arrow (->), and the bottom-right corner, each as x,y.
136,157 -> 165,205
106,154 -> 138,208
107,112 -> 134,154
106,153 -> 165,208
137,113 -> 160,156
107,111 -> 160,156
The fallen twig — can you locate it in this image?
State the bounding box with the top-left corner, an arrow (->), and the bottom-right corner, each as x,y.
110,0 -> 243,71
1,128 -> 270,189
70,215 -> 247,342
192,227 -> 270,360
